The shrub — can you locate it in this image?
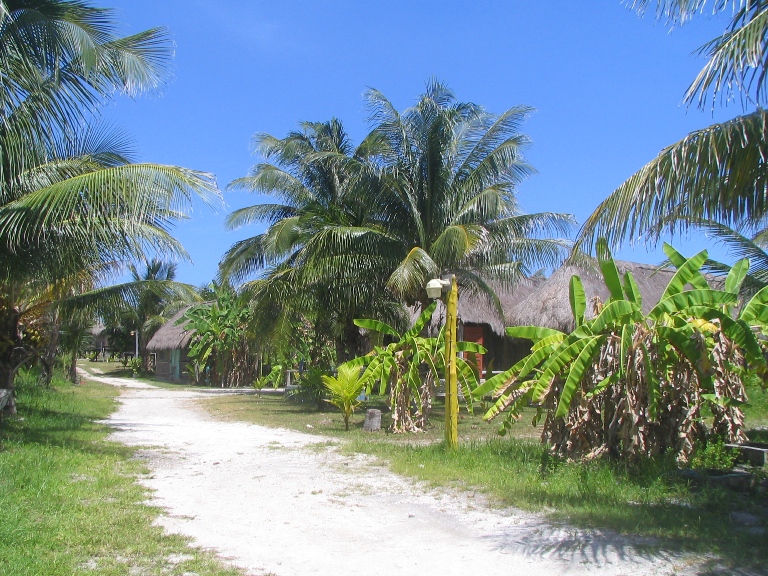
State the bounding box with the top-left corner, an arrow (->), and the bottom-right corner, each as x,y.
690,440 -> 738,471
287,368 -> 326,409
477,243 -> 767,463
322,365 -> 366,430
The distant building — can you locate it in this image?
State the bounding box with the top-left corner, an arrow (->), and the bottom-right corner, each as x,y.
146,308 -> 194,382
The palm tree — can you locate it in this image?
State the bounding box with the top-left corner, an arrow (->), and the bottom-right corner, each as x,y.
222,118 -> 404,361
0,1 -> 220,411
224,85 -> 574,361
116,258 -> 199,371
361,81 -> 574,311
577,0 -> 768,252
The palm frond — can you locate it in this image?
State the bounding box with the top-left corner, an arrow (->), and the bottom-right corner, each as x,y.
576,109 -> 768,253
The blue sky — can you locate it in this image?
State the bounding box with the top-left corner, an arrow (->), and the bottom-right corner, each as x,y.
100,1 -> 742,286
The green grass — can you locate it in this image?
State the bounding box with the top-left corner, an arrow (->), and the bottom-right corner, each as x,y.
78,359 -> 133,378
745,384 -> 768,442
202,391 -> 768,571
0,369 -> 243,576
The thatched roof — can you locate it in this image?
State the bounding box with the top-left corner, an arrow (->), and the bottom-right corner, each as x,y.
410,277 -> 546,336
147,307 -> 195,351
507,261 -> 680,332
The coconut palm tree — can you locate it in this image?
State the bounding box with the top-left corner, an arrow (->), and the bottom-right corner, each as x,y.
0,1 -> 220,411
577,0 -> 768,252
222,118 -> 405,361
224,85 -> 574,360
102,258 -> 199,371
361,80 -> 574,310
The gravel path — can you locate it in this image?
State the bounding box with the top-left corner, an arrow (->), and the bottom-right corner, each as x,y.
92,374 -> 698,576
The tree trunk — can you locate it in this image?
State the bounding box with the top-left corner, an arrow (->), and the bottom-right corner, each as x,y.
68,351 -> 78,384
0,297 -> 23,415
39,311 -> 60,387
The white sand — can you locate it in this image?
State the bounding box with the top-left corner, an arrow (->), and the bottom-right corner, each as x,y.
91,374 -> 699,576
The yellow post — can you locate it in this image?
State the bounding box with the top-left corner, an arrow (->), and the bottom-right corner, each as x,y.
444,275 -> 459,449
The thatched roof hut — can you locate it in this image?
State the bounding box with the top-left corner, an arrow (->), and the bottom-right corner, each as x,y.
508,261 -> 677,332
146,308 -> 195,352
410,277 -> 545,336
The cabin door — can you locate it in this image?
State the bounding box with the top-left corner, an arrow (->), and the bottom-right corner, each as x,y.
462,324 -> 485,376
171,349 -> 181,381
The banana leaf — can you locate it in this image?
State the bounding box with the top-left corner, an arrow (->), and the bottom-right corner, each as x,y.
590,300 -> 642,333
649,289 -> 737,319
725,258 -> 750,295
404,301 -> 437,338
663,244 -> 710,290
740,285 -> 768,325
660,248 -> 709,299
569,275 -> 586,326
623,271 -> 642,306
506,325 -> 565,341
555,335 -> 606,417
353,318 -> 399,338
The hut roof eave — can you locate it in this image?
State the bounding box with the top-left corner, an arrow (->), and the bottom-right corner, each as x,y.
146,307 -> 195,351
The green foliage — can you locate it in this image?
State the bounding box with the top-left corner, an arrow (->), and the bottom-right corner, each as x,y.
129,357 -> 142,373
347,302 -> 484,433
183,283 -> 256,387
286,368 -> 327,409
322,365 -> 366,430
480,243 -> 768,462
254,364 -> 284,389
690,440 -> 738,471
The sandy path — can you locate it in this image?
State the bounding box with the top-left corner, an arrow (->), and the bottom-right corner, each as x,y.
92,375 -> 694,576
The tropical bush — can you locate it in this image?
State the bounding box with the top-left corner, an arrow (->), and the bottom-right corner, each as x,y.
183,283 -> 256,387
322,365 -> 367,430
128,357 -> 142,374
475,243 -> 768,463
286,368 -> 326,409
347,302 -> 484,433
690,440 -> 738,471
254,364 -> 284,389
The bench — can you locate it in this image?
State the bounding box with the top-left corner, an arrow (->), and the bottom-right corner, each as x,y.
726,442 -> 768,467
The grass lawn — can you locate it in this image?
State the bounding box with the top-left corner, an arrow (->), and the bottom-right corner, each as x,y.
201,385 -> 768,572
0,369 -> 243,576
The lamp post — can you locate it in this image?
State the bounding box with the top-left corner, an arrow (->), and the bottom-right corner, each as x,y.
426,275 -> 459,449
130,330 -> 138,359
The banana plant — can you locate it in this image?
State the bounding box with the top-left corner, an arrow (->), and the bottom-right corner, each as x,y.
345,302 -> 486,433
475,241 -> 768,462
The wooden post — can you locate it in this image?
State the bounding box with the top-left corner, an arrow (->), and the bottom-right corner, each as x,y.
444,276 -> 459,449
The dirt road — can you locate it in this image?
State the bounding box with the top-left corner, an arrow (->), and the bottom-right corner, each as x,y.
94,375 -> 694,576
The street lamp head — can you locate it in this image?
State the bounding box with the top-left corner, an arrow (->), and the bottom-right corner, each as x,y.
425,279 -> 443,300
426,277 -> 453,300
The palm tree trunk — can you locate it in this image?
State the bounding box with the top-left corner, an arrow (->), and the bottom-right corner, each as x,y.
0,297 -> 23,415
68,352 -> 78,384
39,311 -> 60,387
